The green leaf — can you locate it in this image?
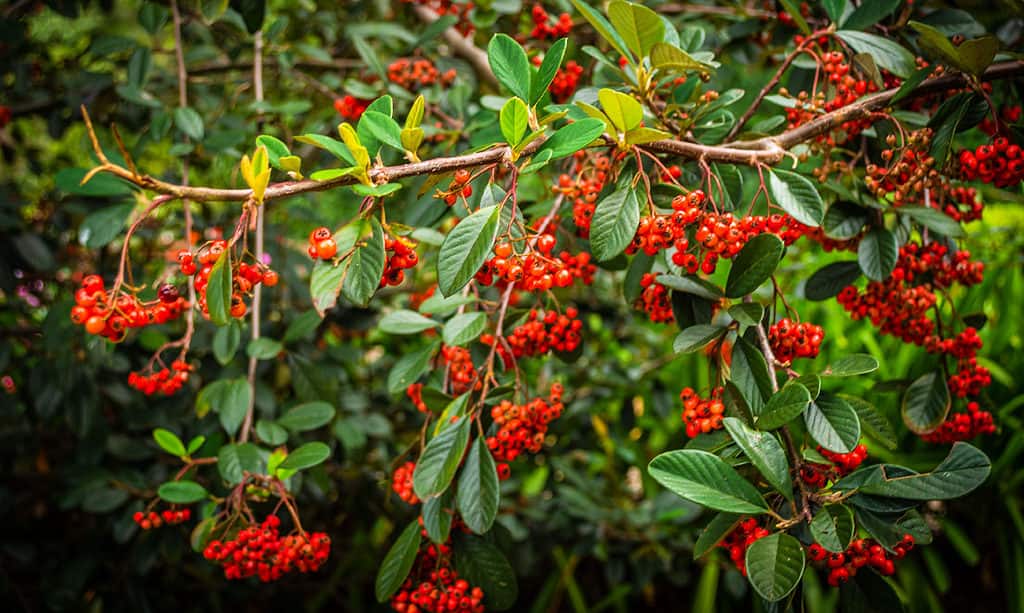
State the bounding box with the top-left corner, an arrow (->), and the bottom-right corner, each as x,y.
453,535 -> 518,610
898,206 -> 965,238
805,392 -> 861,453
842,0 -> 899,30
826,354 -> 879,377
823,0 -> 848,23
359,111 -> 404,150
499,97 -> 529,147
216,378 -> 251,437
956,36 -> 999,76
841,394 -> 897,450
928,92 -> 986,164
531,38 -> 567,104
570,0 -> 632,63
598,88 -> 643,133
658,274 -> 725,301
590,184 -> 639,261
278,401 -> 335,432
811,504 -> 856,552
375,521 -> 422,602
57,168 -> 135,197
437,205 -> 501,296
157,480 -> 209,504
256,134 -> 291,168
457,437 -> 501,534
206,249 -> 233,326
278,441 -> 331,472
673,324 -> 727,354
858,228 -> 898,282
723,417 -> 793,501
537,118 -> 606,160
823,201 -> 869,239
422,490 -> 454,544
728,303 -> 764,327
805,261 -> 861,301
387,342 -> 439,394
488,34 -> 531,101
246,337 -> 282,359
295,134 -> 355,165
343,218 -> 386,307
624,126 -> 672,145
218,442 -> 261,484
213,321 -> 242,365
255,420 -> 288,445
859,442 -> 990,500
648,449 -> 769,514
650,42 -> 711,73
693,513 -> 742,559
730,336 -> 773,413
443,312 -> 488,347
901,371 -> 950,434
836,31 -> 916,79
174,106 -> 204,141
310,260 -> 346,316
78,204 -> 132,248
607,0 -> 664,58
725,233 -> 784,298
745,533 -> 805,601
413,416 -> 472,500
186,436 -> 206,455
893,64 -> 936,104
153,428 -> 187,456
379,309 -> 440,334
756,382 -> 811,430
767,169 -> 825,227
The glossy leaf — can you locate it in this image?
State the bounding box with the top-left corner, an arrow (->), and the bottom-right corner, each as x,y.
745,533 -> 806,601
858,442 -> 990,500
902,372 -> 951,434
413,416 -> 472,500
277,441 -> 331,472
725,233 -> 784,298
277,401 -> 335,431
648,449 -> 769,514
756,382 -> 811,430
805,392 -> 861,453
488,34 -> 531,101
767,169 -> 825,227
723,417 -> 793,501
590,184 -> 640,261
375,521 -> 422,602
457,438 -> 500,534
811,504 -> 856,552
437,205 -> 500,296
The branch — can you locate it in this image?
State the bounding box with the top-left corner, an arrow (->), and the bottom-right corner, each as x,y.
412,5 -> 498,87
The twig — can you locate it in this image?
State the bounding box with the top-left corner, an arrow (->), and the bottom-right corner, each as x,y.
170,0 -> 196,363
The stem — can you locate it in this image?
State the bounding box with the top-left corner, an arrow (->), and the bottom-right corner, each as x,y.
170,0 -> 196,361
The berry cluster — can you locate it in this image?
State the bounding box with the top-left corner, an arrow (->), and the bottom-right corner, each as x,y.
71,275 -> 188,342
133,508 -> 191,530
388,58 -> 456,91
680,386 -> 724,438
768,318 -> 824,364
979,104 -> 1021,136
486,384 -> 565,480
128,360 -> 193,396
441,344 -> 479,395
334,95 -> 370,121
719,518 -> 770,575
801,443 -> 867,487
391,544 -> 485,613
529,4 -> 572,40
438,169 -> 473,206
406,382 -> 429,413
382,234 -> 420,287
307,227 -> 338,260
475,239 -> 595,292
548,60 -> 584,103
178,241 -> 277,319
781,48 -> 879,146
482,307 -> 583,364
958,137 -> 1024,188
807,535 -> 915,586
392,461 -> 419,504
636,273 -> 674,323
921,401 -> 996,443
553,151 -> 611,236
202,515 -> 330,582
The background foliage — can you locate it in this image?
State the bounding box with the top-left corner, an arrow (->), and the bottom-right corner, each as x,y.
1,0 -> 1023,611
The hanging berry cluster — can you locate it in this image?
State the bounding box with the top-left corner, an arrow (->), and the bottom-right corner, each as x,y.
334,95 -> 370,121
382,234 -> 419,287
391,542 -> 485,613
801,443 -> 868,487
679,386 -> 725,438
636,273 -> 674,323
475,239 -> 595,292
768,318 -> 824,364
921,401 -> 996,443
178,241 -> 277,319
133,508 -> 191,530
128,360 -> 193,396
958,136 -> 1024,188
307,227 -> 338,260
552,151 -> 611,236
719,518 -> 770,575
482,307 -> 583,364
441,344 -> 480,395
528,4 -> 571,40
71,275 -> 187,341
406,382 -> 430,413
392,461 -> 420,504
486,384 -> 565,480
438,169 -> 474,206
807,535 -> 915,586
387,58 -> 456,91
202,515 -> 331,582
547,60 -> 583,103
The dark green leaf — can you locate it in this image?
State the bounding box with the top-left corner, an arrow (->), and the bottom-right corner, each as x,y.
901,371 -> 950,434
756,382 -> 811,430
805,392 -> 861,453
157,480 -> 209,504
693,512 -> 742,559
531,38 -> 567,104
174,106 -> 204,141
673,324 -> 727,354
858,442 -> 990,500
745,533 -> 806,601
648,449 -> 769,513
375,521 -> 422,602
858,228 -> 898,282
537,118 -> 606,160
836,30 -> 915,78
805,261 -> 861,301
725,233 -> 785,297
443,312 -> 488,347
590,184 -> 640,261
826,354 -> 879,377
79,204 -> 132,248
488,34 -> 531,101
206,250 -> 233,326
387,342 -> 439,394
811,505 -> 856,552
438,205 -> 501,296
723,417 -> 793,501
457,438 -> 501,534
453,535 -> 518,610
841,0 -> 899,30
413,416 -> 472,500
767,169 -> 825,227
278,441 -> 332,472
343,218 -> 386,307
278,401 -> 335,431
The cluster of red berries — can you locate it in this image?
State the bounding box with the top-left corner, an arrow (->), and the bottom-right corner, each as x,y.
388,58 -> 456,91
406,382 -> 429,413
979,104 -> 1022,136
408,285 -> 436,312
71,275 -> 189,342
334,95 -> 370,121
958,137 -> 1024,188
680,386 -> 725,438
475,239 -> 594,292
438,169 -> 473,206
178,242 -> 277,319
768,318 -> 824,364
636,273 -> 674,323
483,307 -> 583,365
307,227 -> 338,260
486,384 -> 565,480
807,535 -> 915,586
392,461 -> 419,504
391,544 -> 485,613
719,518 -> 770,575
553,151 -> 611,236
529,4 -> 572,40
781,48 -> 879,145
133,508 -> 191,530
801,443 -> 867,487
382,235 -> 420,287
202,515 -> 330,582
128,360 -> 193,396
548,61 -> 584,103
441,344 -> 479,395
921,401 -> 996,443
947,357 -> 992,398
400,0 -> 475,36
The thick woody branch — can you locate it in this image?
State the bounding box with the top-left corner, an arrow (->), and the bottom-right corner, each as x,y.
81,60 -> 1024,203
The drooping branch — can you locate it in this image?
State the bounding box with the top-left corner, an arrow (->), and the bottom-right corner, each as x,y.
80,60 -> 1024,204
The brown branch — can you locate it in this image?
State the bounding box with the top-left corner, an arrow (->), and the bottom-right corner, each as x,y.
412,5 -> 497,87
657,2 -> 773,19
